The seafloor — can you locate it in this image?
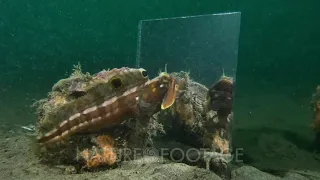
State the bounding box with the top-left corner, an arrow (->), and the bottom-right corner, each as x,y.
0,127 -> 319,180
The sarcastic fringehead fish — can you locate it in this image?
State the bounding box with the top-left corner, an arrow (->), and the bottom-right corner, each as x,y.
37,67 -> 184,146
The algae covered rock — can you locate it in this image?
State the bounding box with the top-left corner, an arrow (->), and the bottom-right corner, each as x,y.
311,85 -> 320,149
311,85 -> 320,132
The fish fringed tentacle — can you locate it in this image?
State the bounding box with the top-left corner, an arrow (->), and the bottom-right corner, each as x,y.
78,135 -> 117,169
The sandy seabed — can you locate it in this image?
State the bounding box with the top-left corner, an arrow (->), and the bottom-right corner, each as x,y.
0,130 -> 319,180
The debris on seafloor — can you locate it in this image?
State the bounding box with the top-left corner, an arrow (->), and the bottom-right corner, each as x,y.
17,124 -> 36,132
31,63 -> 234,179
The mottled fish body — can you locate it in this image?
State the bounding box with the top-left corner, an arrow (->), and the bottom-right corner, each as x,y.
37,68 -> 179,146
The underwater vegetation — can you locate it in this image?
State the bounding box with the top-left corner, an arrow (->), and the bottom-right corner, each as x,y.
31,63 -> 234,178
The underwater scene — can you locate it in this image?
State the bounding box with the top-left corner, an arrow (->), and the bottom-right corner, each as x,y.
0,1 -> 320,180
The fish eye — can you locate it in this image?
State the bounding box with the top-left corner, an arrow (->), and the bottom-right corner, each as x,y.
142,70 -> 148,77
111,78 -> 122,89
140,69 -> 148,78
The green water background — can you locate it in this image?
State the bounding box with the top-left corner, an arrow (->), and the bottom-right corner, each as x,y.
0,1 -> 319,142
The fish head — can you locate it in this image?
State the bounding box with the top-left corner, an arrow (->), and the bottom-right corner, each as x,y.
137,72 -> 186,116
159,73 -> 186,110
208,76 -> 234,111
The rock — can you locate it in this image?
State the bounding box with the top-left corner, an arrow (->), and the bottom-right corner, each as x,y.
282,170 -> 320,180
103,156 -> 222,180
231,166 -> 282,180
283,172 -> 310,180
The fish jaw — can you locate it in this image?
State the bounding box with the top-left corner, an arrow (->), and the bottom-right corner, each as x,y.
161,77 -> 178,110
137,74 -> 170,116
